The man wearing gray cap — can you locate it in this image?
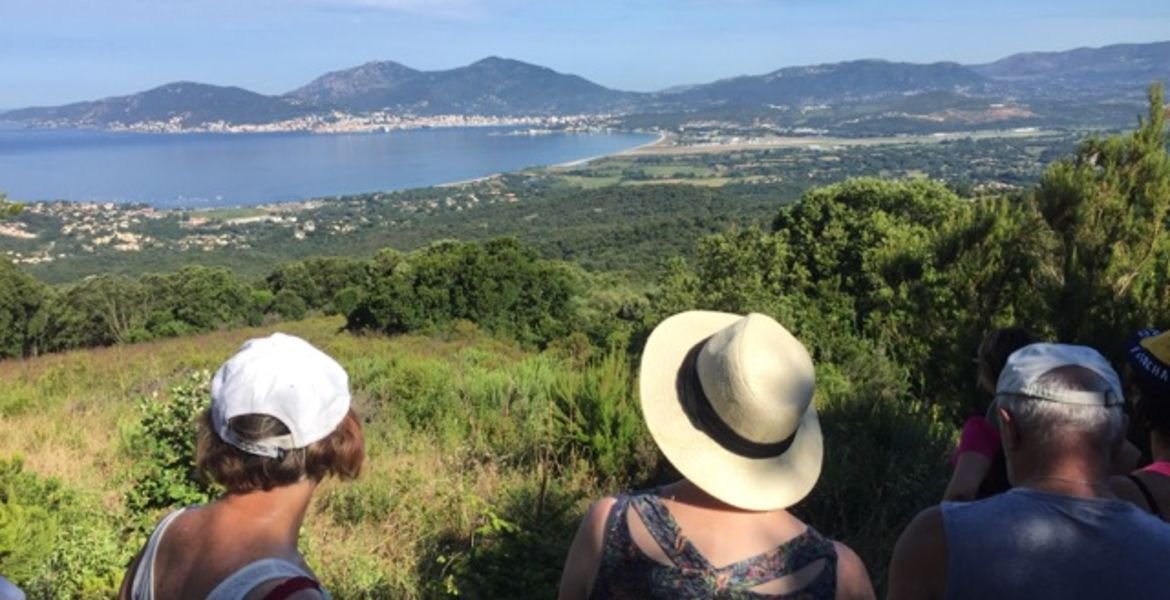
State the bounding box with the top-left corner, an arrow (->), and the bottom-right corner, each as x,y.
887,343 -> 1170,600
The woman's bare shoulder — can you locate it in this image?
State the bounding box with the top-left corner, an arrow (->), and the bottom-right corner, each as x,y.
832,541 -> 875,600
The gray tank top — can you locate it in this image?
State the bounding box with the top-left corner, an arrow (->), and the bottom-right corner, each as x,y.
943,488 -> 1170,600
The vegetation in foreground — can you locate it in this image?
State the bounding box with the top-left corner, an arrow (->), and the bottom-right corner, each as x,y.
0,86 -> 1165,598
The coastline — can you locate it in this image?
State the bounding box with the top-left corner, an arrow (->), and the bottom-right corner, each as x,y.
436,130 -> 664,186
550,131 -> 668,168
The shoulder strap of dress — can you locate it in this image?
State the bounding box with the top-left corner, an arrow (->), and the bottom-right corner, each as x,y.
629,493 -> 691,566
596,494 -> 634,564
130,508 -> 188,600
734,526 -> 839,592
207,558 -> 314,600
1127,473 -> 1164,519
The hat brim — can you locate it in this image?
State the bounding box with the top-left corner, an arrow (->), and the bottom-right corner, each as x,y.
639,311 -> 823,511
1127,329 -> 1170,388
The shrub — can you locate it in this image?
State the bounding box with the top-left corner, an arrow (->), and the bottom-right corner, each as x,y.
422,484 -> 584,600
0,458 -> 128,599
346,238 -> 578,347
794,344 -> 954,594
552,349 -> 653,484
122,371 -> 218,526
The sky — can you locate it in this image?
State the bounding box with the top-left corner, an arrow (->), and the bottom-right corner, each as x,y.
2,0 -> 1168,108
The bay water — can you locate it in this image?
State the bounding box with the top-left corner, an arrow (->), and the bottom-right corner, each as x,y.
0,127 -> 654,208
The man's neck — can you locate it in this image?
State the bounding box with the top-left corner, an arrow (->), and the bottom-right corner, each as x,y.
1013,460 -> 1115,499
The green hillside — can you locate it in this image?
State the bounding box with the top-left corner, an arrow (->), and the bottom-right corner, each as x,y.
0,86 -> 1166,599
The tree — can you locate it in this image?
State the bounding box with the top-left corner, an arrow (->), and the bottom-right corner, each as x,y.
265,257 -> 367,315
346,238 -> 578,347
142,266 -> 254,336
47,274 -> 150,349
0,258 -> 51,358
1033,83 -> 1170,357
0,192 -> 21,219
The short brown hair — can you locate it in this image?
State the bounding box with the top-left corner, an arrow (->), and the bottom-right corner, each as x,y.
977,327 -> 1038,395
197,408 -> 364,494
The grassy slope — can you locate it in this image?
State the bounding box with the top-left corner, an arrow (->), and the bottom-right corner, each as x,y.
0,317 -> 625,598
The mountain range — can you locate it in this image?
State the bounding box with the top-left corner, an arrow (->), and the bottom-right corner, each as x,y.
3,41 -> 1168,132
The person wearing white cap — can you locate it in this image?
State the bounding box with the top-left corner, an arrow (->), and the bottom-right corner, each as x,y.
558,311 -> 875,600
119,333 -> 364,600
888,343 -> 1170,600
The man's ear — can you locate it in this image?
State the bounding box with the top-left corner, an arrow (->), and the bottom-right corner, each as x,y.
997,406 -> 1020,452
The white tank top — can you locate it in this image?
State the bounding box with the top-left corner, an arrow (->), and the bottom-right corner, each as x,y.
130,508 -> 330,600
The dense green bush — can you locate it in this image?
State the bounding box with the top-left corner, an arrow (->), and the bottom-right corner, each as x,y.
424,483 -> 584,600
265,257 -> 367,315
0,458 -> 128,599
794,343 -> 953,592
121,371 -> 217,526
552,349 -> 652,484
0,259 -> 51,358
346,238 -> 578,348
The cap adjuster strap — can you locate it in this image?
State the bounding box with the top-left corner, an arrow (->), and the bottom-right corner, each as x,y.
997,388 -> 1122,407
677,340 -> 797,460
219,427 -> 297,459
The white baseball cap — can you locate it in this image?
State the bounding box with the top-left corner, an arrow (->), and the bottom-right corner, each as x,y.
996,343 -> 1123,407
211,333 -> 351,458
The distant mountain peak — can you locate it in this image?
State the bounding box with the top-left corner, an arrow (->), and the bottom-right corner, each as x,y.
287,60 -> 422,104
4,40 -> 1168,129
467,56 -> 550,72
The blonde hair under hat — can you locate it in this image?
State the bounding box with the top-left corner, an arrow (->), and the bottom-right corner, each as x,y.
639,311 -> 822,511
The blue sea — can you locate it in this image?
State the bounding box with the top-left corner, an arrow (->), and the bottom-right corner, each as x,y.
0,127 -> 654,209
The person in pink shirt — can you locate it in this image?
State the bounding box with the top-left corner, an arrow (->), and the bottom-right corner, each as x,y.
942,328 -> 1035,501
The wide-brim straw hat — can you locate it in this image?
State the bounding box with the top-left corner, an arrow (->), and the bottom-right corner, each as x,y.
639,311 -> 822,511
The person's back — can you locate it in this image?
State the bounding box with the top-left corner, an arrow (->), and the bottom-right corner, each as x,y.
890,344 -> 1170,600
942,487 -> 1170,600
120,333 -> 364,600
136,501 -> 322,600
559,312 -> 873,600
589,486 -> 846,599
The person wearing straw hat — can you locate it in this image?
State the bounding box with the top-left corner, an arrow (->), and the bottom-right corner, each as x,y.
888,343 -> 1170,600
558,311 -> 875,600
1112,328 -> 1170,519
119,333 -> 365,600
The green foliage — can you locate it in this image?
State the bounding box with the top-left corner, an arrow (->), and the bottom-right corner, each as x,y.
272,288 -> 309,321
0,193 -> 20,219
0,459 -> 57,586
265,256 -> 367,315
46,274 -> 150,349
145,265 -> 256,332
122,371 -> 217,525
0,458 -> 128,599
552,348 -> 652,483
1033,83 -> 1170,361
425,484 -> 583,600
347,238 -> 578,347
0,258 -> 52,358
795,344 -> 953,593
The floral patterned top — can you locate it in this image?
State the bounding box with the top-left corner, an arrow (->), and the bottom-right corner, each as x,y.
589,490 -> 838,599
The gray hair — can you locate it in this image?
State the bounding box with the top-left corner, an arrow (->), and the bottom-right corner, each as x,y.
994,365 -> 1125,449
